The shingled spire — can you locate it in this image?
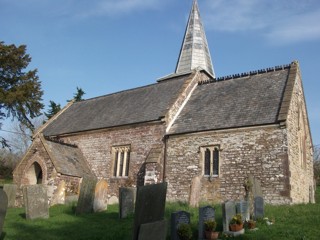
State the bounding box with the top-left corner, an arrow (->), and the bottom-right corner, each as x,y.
175,0 -> 215,77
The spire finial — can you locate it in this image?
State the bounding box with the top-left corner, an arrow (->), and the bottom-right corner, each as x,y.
175,0 -> 215,77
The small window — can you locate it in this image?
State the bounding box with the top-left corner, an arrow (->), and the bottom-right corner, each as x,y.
112,146 -> 130,177
201,146 -> 220,177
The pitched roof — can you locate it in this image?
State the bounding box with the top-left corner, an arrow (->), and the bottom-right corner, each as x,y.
175,0 -> 214,76
43,74 -> 192,136
168,65 -> 291,135
43,139 -> 92,177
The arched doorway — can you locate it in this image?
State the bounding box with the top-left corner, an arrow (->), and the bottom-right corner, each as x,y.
26,162 -> 43,184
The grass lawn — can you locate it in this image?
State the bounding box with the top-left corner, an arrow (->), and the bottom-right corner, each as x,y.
2,187 -> 320,240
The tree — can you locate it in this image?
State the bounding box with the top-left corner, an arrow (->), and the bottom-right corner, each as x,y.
44,100 -> 61,120
68,87 -> 85,102
0,41 -> 44,148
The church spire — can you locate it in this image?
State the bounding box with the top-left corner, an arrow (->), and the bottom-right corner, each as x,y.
175,0 -> 215,77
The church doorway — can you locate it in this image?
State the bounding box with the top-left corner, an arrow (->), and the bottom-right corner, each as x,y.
25,162 -> 43,185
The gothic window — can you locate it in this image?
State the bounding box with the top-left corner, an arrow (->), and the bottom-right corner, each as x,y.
112,146 -> 130,177
202,146 -> 220,176
298,105 -> 307,169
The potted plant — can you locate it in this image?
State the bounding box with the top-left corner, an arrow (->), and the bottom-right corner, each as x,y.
177,223 -> 192,240
246,219 -> 256,229
204,220 -> 219,240
229,214 -> 243,232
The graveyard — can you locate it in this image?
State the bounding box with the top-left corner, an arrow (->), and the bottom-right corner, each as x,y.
0,182 -> 319,240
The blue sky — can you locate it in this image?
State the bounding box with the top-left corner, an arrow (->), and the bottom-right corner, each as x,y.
0,0 -> 319,146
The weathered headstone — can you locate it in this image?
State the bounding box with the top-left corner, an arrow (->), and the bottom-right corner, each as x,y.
189,176 -> 201,207
222,200 -> 236,232
236,201 -> 250,221
108,196 -> 119,205
132,182 -> 167,240
3,184 -> 17,208
23,185 -> 49,220
0,189 -> 8,237
76,175 -> 97,214
51,180 -> 66,206
138,220 -> 167,240
171,211 -> 190,240
198,206 -> 215,240
254,196 -> 264,220
93,179 -> 108,212
119,187 -> 136,218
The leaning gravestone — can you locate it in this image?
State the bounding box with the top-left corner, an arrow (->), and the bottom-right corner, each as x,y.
76,175 -> 98,214
254,196 -> 264,220
119,187 -> 136,218
198,206 -> 215,240
132,182 -> 167,240
138,220 -> 167,240
236,201 -> 250,221
0,189 -> 8,237
189,176 -> 201,207
93,179 -> 108,212
171,211 -> 190,240
3,184 -> 17,208
23,185 -> 49,220
222,200 -> 236,232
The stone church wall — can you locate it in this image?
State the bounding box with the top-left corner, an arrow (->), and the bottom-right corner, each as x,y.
62,122 -> 165,202
286,66 -> 315,203
13,137 -> 58,206
165,126 -> 291,204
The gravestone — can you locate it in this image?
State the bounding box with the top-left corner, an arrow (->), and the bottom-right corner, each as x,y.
119,187 -> 136,218
254,196 -> 264,220
189,176 -> 201,207
51,180 -> 66,206
171,211 -> 190,240
76,175 -> 97,214
138,220 -> 167,240
236,201 -> 250,221
23,185 -> 49,220
132,182 -> 167,240
93,179 -> 108,212
0,189 -> 8,237
3,184 -> 17,208
198,206 -> 215,240
222,200 -> 236,232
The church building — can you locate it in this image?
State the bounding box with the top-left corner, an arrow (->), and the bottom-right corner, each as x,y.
13,0 -> 315,205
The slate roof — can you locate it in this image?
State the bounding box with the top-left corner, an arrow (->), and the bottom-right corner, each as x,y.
44,139 -> 92,177
43,74 -> 192,136
168,67 -> 290,135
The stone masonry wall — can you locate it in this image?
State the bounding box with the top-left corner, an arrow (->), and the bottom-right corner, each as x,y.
286,65 -> 314,203
13,137 -> 57,206
166,126 -> 291,204
61,122 -> 165,202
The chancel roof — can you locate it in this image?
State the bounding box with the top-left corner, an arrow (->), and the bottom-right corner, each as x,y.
168,65 -> 291,135
43,74 -> 192,136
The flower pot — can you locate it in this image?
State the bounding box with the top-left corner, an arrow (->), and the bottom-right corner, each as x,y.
229,223 -> 243,232
205,231 -> 219,240
247,221 -> 256,229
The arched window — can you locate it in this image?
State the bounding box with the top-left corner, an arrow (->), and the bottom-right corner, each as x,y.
201,146 -> 220,177
112,146 -> 131,177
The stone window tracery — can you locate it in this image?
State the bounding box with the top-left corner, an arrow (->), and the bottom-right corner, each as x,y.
112,146 -> 130,177
201,146 -> 220,177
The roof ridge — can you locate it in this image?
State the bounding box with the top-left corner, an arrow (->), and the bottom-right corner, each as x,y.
198,63 -> 291,85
